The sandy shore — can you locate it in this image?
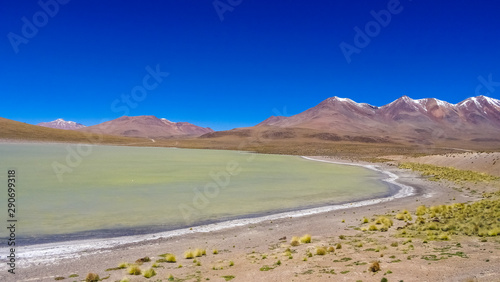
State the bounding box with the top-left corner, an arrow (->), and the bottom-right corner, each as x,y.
2,156 -> 499,282
386,152 -> 500,178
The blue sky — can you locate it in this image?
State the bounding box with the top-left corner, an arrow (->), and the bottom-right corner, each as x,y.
1,0 -> 500,130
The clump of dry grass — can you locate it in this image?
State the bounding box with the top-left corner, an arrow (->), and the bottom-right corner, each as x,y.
368,261 -> 380,272
85,273 -> 100,282
327,246 -> 335,253
213,249 -> 219,254
143,268 -> 156,278
488,227 -> 500,236
166,254 -> 176,263
438,233 -> 450,241
397,199 -> 500,240
194,248 -> 206,257
290,236 -> 300,246
184,250 -> 194,259
416,205 -> 427,216
300,234 -> 311,243
316,247 -> 327,255
127,265 -> 142,275
361,216 -> 393,232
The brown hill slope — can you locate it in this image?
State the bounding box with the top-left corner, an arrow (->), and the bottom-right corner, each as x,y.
78,116 -> 213,138
0,117 -> 148,145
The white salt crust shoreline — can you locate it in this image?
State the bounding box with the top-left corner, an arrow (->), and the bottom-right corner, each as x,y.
0,156 -> 423,269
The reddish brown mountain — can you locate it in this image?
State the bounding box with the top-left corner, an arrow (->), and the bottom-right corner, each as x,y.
253,95 -> 500,144
79,115 -> 213,138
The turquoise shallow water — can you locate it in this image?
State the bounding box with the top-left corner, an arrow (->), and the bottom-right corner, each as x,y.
0,144 -> 390,243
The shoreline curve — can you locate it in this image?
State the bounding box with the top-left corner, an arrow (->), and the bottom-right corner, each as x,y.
3,156 -> 421,268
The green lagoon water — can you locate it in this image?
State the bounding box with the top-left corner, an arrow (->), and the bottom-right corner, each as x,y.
0,144 -> 389,242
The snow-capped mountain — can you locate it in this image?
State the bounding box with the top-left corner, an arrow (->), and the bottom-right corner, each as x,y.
256,95 -> 500,143
78,115 -> 214,138
37,119 -> 87,130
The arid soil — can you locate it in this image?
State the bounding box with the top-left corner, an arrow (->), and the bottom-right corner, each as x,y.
386,152 -> 500,177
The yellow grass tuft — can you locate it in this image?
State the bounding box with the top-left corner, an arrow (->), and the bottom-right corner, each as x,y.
316,247 -> 327,255
143,268 -> 156,278
300,234 -> 311,243
194,248 -> 205,257
85,273 -> 100,282
166,254 -> 176,263
290,236 -> 300,246
127,265 -> 142,275
416,205 -> 427,216
184,250 -> 194,259
488,227 -> 500,236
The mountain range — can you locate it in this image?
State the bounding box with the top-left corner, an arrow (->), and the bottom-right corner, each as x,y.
250,95 -> 500,145
4,95 -> 500,148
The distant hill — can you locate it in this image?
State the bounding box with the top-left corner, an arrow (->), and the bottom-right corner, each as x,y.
78,115 -> 214,138
0,117 -> 148,145
205,95 -> 500,147
37,118 -> 86,130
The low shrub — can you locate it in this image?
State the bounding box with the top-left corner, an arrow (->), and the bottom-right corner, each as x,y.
316,247 -> 327,255
300,234 -> 312,243
143,268 -> 156,278
290,236 -> 300,246
368,261 -> 380,272
127,265 -> 142,275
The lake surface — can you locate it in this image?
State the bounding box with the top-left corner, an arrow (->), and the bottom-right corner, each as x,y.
0,143 -> 390,244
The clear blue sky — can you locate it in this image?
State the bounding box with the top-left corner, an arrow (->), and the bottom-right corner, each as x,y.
1,0 -> 500,130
